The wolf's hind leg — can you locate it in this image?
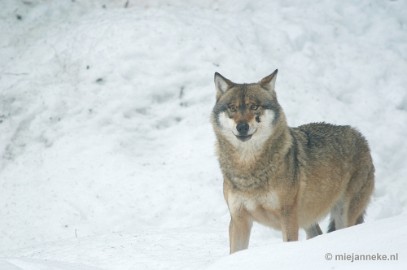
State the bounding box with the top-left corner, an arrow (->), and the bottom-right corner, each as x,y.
305,223 -> 322,239
327,218 -> 336,233
328,166 -> 374,232
347,167 -> 374,226
328,198 -> 348,232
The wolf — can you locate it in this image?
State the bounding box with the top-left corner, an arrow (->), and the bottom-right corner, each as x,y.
211,70 -> 374,254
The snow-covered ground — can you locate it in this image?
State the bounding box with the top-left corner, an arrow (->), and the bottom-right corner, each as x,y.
0,0 -> 406,269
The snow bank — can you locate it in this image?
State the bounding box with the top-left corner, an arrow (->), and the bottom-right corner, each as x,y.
207,214 -> 407,270
0,258 -> 102,270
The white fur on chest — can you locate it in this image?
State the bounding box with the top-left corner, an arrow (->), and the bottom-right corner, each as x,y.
227,190 -> 280,214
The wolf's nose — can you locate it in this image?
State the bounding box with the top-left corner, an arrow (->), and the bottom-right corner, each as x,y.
236,122 -> 249,134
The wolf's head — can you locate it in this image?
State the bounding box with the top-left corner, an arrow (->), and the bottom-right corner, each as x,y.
211,70 -> 285,148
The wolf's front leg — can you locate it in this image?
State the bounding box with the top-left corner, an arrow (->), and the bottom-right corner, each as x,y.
280,205 -> 299,242
229,214 -> 253,254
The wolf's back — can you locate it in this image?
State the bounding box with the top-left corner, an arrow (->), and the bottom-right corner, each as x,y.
292,122 -> 371,163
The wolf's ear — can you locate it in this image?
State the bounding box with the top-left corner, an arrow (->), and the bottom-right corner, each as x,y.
259,69 -> 278,91
214,72 -> 233,99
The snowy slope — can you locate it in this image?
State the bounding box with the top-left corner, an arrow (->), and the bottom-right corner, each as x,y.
207,214 -> 407,270
0,258 -> 102,270
0,0 -> 406,269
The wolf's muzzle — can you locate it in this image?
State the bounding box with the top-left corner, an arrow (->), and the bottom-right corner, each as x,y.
236,122 -> 249,135
236,122 -> 252,141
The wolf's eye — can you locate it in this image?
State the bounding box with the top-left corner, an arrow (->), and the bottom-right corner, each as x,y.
250,105 -> 259,111
228,105 -> 237,112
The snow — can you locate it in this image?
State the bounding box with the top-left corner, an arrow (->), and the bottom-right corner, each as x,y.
0,0 -> 406,269
208,214 -> 407,270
